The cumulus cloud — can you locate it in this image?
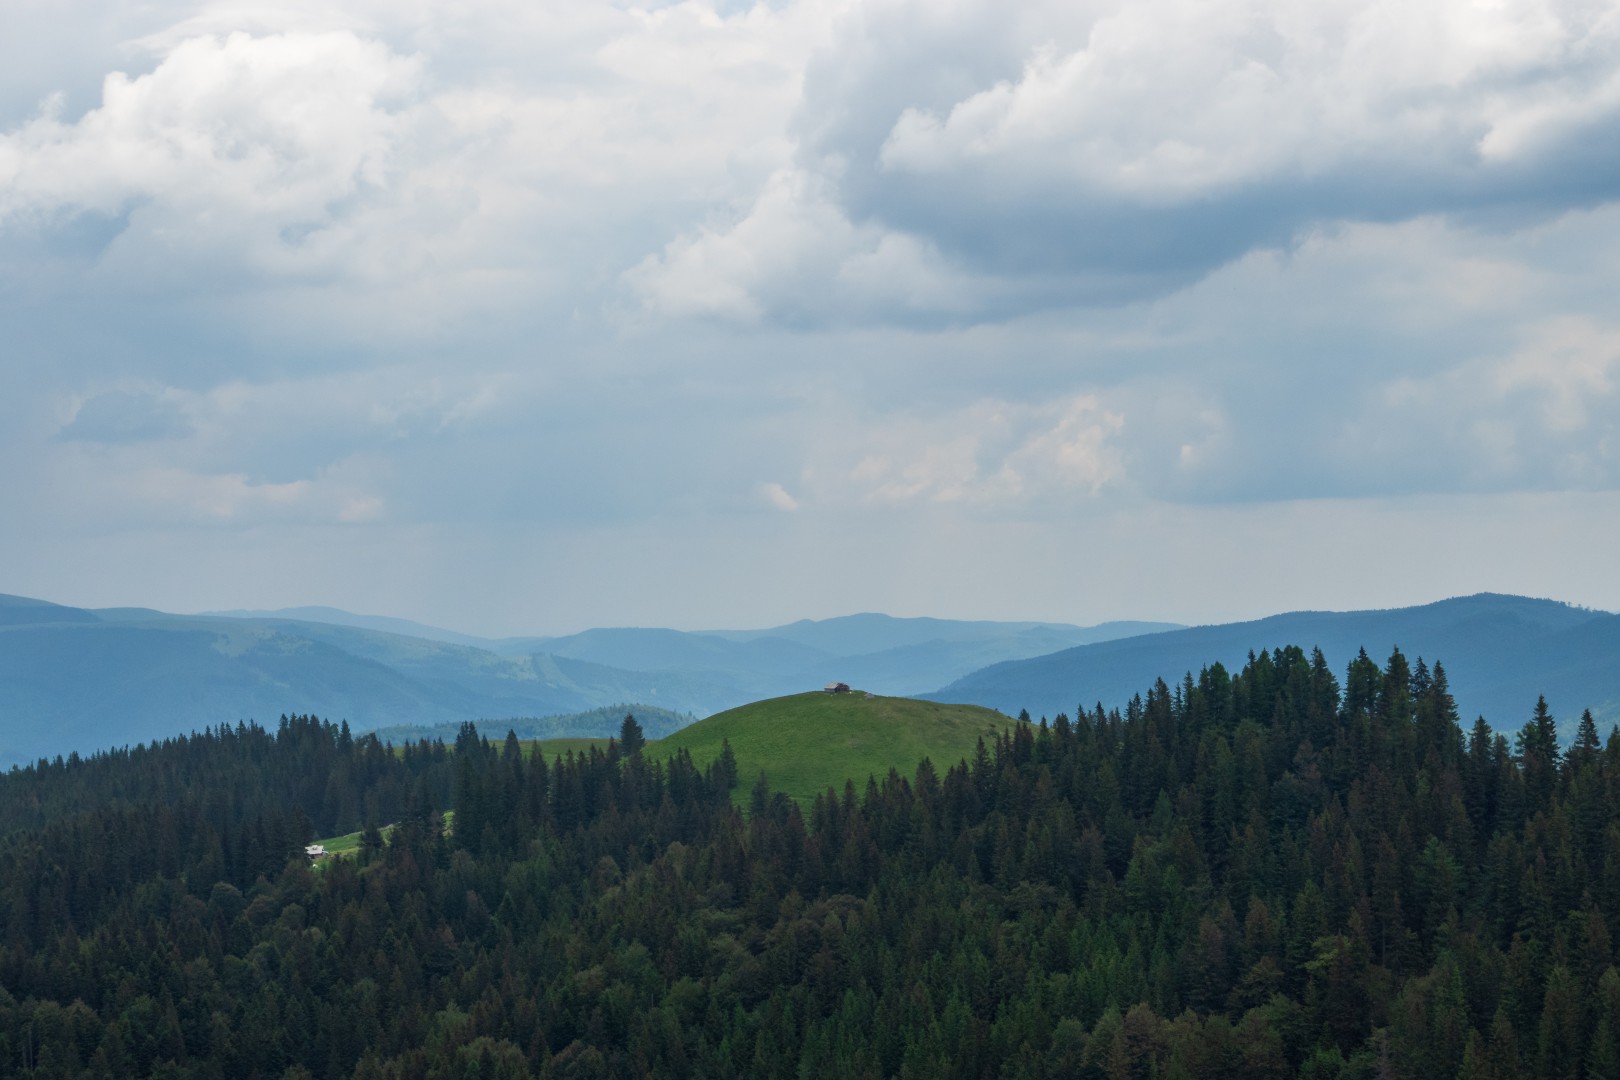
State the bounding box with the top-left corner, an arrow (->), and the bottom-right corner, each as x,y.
31,368 -> 521,534
1372,315 -> 1620,490
805,394 -> 1125,510
4,0 -> 1620,632
0,1 -> 829,343
625,168 -> 1001,323
871,0 -> 1618,195
1,32 -> 421,266
9,0 -> 1620,332
643,0 -> 1620,323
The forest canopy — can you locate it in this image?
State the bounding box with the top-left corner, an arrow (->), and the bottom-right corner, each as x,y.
1,644 -> 1618,1079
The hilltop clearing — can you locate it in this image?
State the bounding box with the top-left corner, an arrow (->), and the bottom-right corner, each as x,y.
651,691 -> 1013,806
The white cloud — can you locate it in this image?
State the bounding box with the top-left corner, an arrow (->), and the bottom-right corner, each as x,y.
9,0 -> 1620,335
42,448 -> 391,527
760,481 -> 800,511
1490,318 -> 1619,434
3,0 -> 1620,634
625,168 -> 994,322
1,31 -> 420,233
608,0 -> 1620,327
0,2 -> 829,341
813,394 -> 1125,509
873,0 -> 1617,195
1375,315 -> 1620,488
792,0 -> 1620,308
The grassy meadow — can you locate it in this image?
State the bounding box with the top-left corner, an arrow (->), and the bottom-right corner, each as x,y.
649,691 -> 1015,807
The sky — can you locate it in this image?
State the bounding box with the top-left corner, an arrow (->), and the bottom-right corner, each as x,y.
2,0 -> 1619,636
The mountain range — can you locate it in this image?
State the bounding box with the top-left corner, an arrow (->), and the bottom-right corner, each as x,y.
0,593 -> 1171,764
3,591 -> 1617,766
929,593 -> 1620,741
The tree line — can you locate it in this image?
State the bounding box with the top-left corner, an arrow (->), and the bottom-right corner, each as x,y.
1,645 -> 1618,1078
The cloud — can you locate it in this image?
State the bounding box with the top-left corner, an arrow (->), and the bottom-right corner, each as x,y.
28,369 -> 517,534
625,168 -> 1001,324
3,0 -> 1620,637
807,394 -> 1125,510
59,388 -> 193,443
11,0 -> 1620,337
633,0 -> 1620,324
0,3 -> 828,345
39,446 -> 391,528
1372,315 -> 1620,490
760,481 -> 800,511
1,31 -> 421,259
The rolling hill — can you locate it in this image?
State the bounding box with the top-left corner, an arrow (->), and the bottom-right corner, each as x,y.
930,593 -> 1620,740
650,691 -> 1015,806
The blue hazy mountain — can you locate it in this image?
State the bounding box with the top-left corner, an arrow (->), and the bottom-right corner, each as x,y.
0,598 -> 737,764
929,594 -> 1619,740
714,612 -> 1172,655
522,627 -> 833,676
202,605 -> 498,648
523,615 -> 1179,695
204,608 -> 1179,697
0,596 -> 1171,764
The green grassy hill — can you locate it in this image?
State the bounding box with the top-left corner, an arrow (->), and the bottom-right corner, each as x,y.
650,691 -> 1015,807
313,693 -> 1016,844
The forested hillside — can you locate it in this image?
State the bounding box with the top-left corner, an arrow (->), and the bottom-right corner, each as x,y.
933,593 -> 1620,742
3,647 -> 1620,1078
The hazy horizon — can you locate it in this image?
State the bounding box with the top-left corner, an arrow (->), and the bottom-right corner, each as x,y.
5,586 -> 1612,643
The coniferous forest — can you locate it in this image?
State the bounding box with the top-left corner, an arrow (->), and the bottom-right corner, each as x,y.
3,646 -> 1620,1078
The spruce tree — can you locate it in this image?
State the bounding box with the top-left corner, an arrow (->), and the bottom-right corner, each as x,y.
618,713 -> 646,759
1517,695 -> 1561,807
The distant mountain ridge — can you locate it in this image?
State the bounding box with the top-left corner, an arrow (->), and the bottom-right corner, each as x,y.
11,591 -> 1614,766
0,594 -> 1174,765
929,593 -> 1620,740
202,606 -> 499,649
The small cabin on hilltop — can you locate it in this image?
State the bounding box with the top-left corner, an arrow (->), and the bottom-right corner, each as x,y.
823,682 -> 851,694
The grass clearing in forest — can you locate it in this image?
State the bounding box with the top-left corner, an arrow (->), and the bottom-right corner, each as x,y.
521,737 -> 611,760
312,811 -> 454,859
650,692 -> 1014,808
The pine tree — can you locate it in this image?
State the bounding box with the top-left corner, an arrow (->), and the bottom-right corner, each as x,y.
713,739 -> 739,794
1488,1007 -> 1521,1079
1566,709 -> 1602,777
619,714 -> 646,759
360,821 -> 385,860
1457,1029 -> 1490,1080
1536,964 -> 1582,1080
1587,969 -> 1620,1080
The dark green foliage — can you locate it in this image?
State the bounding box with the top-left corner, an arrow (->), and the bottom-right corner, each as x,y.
2,649 -> 1618,1079
365,704 -> 696,746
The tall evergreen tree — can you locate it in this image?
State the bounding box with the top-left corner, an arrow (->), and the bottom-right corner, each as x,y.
1517,696 -> 1562,807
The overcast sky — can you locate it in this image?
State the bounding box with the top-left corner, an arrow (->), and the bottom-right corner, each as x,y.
3,0 -> 1619,635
